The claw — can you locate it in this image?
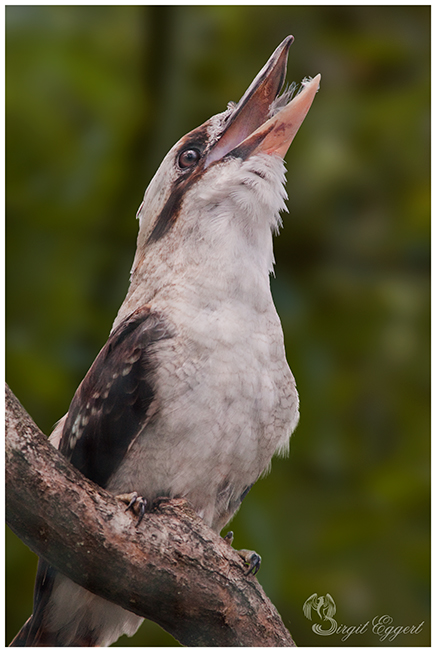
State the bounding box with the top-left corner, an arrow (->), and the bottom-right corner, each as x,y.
237,549 -> 262,575
223,531 -> 234,545
117,491 -> 147,526
223,531 -> 261,575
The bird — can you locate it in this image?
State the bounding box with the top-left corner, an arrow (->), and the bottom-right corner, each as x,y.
10,35 -> 320,647
303,593 -> 337,635
303,593 -> 336,622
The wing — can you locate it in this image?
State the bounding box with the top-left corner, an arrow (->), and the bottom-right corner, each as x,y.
59,304 -> 172,487
303,593 -> 317,620
9,306 -> 173,646
324,593 -> 336,618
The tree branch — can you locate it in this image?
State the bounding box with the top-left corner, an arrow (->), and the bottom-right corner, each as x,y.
5,383 -> 295,646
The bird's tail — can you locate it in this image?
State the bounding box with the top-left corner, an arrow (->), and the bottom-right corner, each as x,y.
9,613 -> 99,647
9,617 -> 32,647
9,559 -> 143,647
8,560 -> 100,647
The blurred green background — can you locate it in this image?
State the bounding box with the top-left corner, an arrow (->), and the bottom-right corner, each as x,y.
6,5 -> 430,647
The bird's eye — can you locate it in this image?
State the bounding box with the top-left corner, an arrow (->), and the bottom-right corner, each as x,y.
178,148 -> 201,169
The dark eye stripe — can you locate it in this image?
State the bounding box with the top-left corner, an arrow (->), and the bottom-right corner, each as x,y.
147,163 -> 206,243
147,184 -> 185,243
146,124 -> 210,243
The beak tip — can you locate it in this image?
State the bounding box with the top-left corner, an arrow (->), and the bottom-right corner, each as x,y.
278,35 -> 294,59
303,73 -> 321,94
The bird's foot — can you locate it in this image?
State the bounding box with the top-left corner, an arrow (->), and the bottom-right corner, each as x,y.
117,492 -> 147,526
238,549 -> 262,575
223,531 -> 261,575
223,530 -> 234,545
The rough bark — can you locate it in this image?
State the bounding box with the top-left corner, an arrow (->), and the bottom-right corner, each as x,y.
5,383 -> 295,647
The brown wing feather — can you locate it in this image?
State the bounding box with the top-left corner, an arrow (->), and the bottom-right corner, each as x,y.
60,305 -> 172,487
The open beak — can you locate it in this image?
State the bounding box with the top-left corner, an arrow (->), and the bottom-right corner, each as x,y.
206,35 -> 320,167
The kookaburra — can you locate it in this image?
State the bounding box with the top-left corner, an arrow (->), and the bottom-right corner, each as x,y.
11,36 -> 320,647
